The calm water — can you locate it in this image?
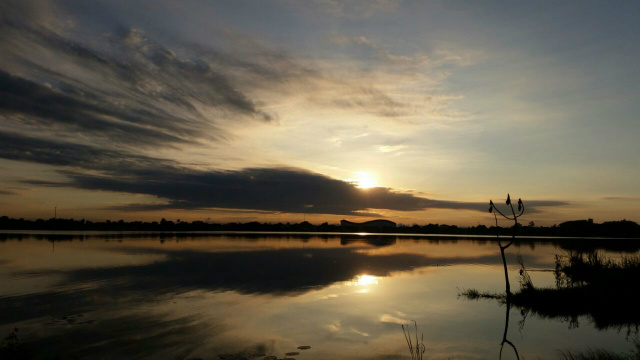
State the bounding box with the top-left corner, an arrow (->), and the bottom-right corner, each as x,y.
1,232 -> 638,359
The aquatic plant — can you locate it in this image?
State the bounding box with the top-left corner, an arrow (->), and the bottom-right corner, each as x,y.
558,340 -> 640,360
458,288 -> 501,300
559,348 -> 628,360
462,248 -> 640,333
511,252 -> 640,332
0,327 -> 29,360
516,254 -> 534,291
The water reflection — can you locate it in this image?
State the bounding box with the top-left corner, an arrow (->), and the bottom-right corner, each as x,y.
461,240 -> 640,359
3,231 -> 640,253
512,251 -> 640,333
1,232 -> 638,359
462,249 -> 640,333
2,242 -> 521,329
459,221 -> 522,359
340,235 -> 397,247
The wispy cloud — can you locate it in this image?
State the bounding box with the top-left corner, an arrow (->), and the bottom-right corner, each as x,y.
0,13 -> 275,148
378,145 -> 407,153
380,314 -> 408,324
313,0 -> 402,18
601,196 -> 640,202
0,0 -> 471,154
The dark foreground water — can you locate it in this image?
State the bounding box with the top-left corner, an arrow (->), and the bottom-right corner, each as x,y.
1,232 -> 639,359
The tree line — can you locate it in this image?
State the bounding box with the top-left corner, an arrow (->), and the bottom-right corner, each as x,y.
1,216 -> 639,238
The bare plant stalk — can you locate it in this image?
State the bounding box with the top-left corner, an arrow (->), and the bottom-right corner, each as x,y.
489,194 -> 524,360
401,320 -> 426,360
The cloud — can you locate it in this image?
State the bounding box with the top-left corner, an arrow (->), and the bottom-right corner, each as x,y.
0,70 -> 191,147
0,13 -> 275,149
0,130 -> 178,172
57,167 -> 487,215
378,145 -> 407,153
601,196 -> 640,202
330,34 -> 475,70
331,35 -> 422,67
0,1 -> 567,219
0,0 -> 476,156
314,0 -> 402,18
327,85 -> 409,118
0,0 -> 465,168
380,314 -> 408,324
327,34 -> 476,121
1,131 -> 568,216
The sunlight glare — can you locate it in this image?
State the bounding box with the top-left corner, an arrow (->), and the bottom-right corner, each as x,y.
355,274 -> 378,286
354,172 -> 378,189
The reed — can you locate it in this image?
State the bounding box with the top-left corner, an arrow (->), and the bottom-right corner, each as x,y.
401,320 -> 426,360
558,346 -> 640,360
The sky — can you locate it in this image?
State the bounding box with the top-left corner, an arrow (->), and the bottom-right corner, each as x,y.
1,0 -> 639,226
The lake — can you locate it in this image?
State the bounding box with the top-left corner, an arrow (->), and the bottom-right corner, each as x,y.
1,232 -> 639,359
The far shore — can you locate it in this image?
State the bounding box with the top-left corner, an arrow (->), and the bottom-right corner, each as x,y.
2,215 -> 639,239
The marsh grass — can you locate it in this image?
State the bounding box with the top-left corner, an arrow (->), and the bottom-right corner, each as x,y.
517,254 -> 534,291
458,288 -> 503,300
556,252 -> 640,288
515,252 -> 640,331
558,340 -> 640,360
461,251 -> 640,332
559,349 -> 628,360
0,327 -> 30,360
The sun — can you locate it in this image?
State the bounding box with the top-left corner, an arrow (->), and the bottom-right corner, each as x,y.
354,274 -> 378,286
354,172 -> 378,189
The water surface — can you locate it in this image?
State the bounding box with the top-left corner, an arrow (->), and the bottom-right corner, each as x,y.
1,232 -> 638,359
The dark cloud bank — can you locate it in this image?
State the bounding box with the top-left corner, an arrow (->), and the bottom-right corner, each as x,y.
0,131 -> 566,216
